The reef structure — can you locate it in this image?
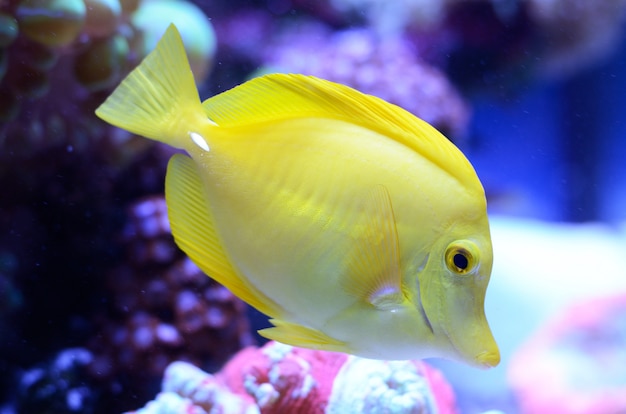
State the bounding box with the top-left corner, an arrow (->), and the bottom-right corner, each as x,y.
15,348 -> 99,414
85,195 -> 255,412
0,0 -> 215,143
216,16 -> 470,140
508,293 -> 626,414
127,341 -> 458,414
0,1 -> 224,411
259,24 -> 470,139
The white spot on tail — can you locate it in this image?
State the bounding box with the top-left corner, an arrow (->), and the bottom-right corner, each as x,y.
189,131 -> 209,151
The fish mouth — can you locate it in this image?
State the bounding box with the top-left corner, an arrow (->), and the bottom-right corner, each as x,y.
444,328 -> 500,368
474,349 -> 500,368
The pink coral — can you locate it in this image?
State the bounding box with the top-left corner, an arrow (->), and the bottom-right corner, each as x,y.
509,294 -> 626,414
129,341 -> 458,414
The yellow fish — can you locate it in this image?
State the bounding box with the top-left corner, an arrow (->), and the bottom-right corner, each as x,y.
96,24 -> 500,368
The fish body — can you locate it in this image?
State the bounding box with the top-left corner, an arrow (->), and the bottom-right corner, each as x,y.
96,25 -> 500,368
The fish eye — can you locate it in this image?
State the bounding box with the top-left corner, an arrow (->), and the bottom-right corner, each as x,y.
445,241 -> 479,275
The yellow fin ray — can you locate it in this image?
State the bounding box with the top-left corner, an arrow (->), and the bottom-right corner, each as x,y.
342,185 -> 405,310
165,153 -> 284,318
260,319 -> 348,352
202,73 -> 475,187
95,24 -> 209,149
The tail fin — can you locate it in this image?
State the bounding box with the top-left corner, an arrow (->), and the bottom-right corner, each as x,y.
95,24 -> 209,149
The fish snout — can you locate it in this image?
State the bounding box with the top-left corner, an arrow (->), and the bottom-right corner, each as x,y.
465,325 -> 500,368
474,348 -> 500,368
445,315 -> 500,368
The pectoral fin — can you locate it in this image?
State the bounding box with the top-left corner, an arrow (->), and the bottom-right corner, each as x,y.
165,154 -> 283,318
259,319 -> 349,353
342,185 -> 406,310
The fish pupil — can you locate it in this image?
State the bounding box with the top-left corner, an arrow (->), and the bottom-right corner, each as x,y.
453,253 -> 469,270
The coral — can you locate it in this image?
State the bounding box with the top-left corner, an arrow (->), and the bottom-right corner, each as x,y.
305,0 -> 626,90
86,195 -> 255,412
0,251 -> 23,406
132,0 -> 216,83
9,1 -> 623,413
326,0 -> 450,34
128,341 -> 458,414
527,0 -> 626,77
15,0 -> 87,47
0,139 -> 156,411
508,294 -> 626,414
0,0 -> 215,127
15,348 -> 99,414
0,2 -> 222,411
257,22 -> 470,139
214,11 -> 470,139
438,0 -> 626,86
0,140 -> 252,413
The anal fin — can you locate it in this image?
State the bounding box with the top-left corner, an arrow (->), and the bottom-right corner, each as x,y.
259,319 -> 349,353
165,153 -> 283,318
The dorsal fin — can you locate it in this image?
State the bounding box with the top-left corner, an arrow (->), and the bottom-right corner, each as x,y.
202,73 -> 477,188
